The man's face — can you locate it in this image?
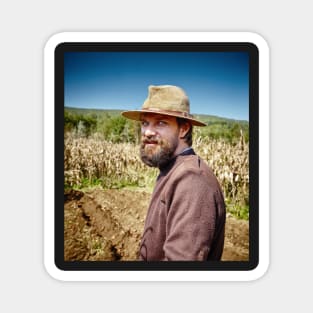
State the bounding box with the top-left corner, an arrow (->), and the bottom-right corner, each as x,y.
140,113 -> 180,168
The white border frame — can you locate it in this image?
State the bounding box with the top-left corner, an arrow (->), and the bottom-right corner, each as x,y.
44,32 -> 269,281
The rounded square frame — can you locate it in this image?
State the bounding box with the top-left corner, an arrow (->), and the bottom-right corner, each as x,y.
44,32 -> 269,281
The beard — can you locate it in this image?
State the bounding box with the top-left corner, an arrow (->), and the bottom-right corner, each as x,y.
140,136 -> 179,168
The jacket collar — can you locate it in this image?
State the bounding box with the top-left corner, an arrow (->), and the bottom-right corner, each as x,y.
157,147 -> 196,179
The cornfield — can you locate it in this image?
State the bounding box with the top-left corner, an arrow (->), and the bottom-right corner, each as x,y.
64,131 -> 249,217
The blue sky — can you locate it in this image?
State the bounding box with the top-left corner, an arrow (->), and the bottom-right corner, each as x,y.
64,52 -> 249,121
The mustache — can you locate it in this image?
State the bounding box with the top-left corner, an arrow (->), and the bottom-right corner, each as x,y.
141,137 -> 161,145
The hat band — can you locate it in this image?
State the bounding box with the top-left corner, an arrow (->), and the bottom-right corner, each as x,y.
142,107 -> 194,119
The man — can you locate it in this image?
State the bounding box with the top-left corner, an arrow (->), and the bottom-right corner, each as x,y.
122,85 -> 226,261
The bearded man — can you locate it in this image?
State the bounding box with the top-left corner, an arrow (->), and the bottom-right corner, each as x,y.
122,85 -> 226,261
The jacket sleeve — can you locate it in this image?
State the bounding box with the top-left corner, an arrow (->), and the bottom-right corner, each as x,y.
162,167 -> 224,261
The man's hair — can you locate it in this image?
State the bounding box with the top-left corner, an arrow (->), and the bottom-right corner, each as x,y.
176,117 -> 193,146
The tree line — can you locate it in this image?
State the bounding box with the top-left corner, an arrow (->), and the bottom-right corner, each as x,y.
64,108 -> 249,144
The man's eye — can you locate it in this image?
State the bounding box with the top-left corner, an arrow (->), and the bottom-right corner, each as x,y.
141,121 -> 148,127
157,121 -> 166,126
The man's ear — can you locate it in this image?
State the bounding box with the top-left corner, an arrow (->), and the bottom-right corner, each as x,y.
179,122 -> 191,138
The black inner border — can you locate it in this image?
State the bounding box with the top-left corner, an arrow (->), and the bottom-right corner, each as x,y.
55,42 -> 259,271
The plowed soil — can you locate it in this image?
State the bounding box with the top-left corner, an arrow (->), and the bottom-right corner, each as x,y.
64,188 -> 249,261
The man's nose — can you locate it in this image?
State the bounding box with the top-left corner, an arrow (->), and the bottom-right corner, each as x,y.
143,127 -> 156,137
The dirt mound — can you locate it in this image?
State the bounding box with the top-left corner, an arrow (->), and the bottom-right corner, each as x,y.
64,188 -> 249,261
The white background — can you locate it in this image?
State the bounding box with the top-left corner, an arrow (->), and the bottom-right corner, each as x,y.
1,1 -> 312,312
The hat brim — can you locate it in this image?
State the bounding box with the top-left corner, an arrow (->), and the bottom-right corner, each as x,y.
121,109 -> 207,127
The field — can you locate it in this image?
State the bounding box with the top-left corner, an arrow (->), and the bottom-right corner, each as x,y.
65,130 -> 249,218
64,109 -> 249,261
64,188 -> 249,261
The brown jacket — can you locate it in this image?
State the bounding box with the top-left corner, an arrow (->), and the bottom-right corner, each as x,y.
139,149 -> 226,261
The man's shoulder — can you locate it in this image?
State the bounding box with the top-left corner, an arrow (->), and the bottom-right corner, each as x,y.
173,154 -> 224,190
172,154 -> 214,180
177,154 -> 210,171
157,154 -> 224,204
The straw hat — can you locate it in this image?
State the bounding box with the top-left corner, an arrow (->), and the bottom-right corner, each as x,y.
121,85 -> 206,126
